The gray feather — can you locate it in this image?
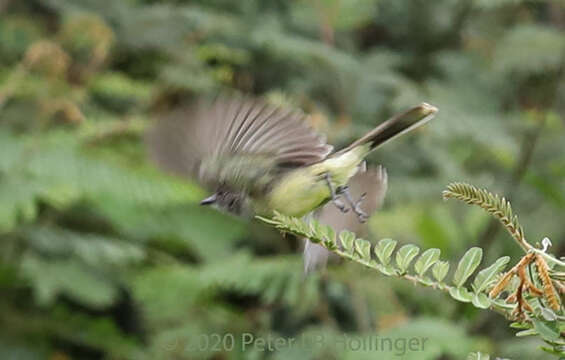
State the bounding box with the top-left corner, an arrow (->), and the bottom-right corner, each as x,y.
146,94 -> 333,191
334,103 -> 437,156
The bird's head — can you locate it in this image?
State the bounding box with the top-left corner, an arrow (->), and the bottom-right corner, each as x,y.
200,188 -> 246,215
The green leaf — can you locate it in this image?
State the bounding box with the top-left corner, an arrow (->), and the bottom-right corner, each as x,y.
472,256 -> 510,293
467,352 -> 490,360
532,319 -> 561,342
355,238 -> 371,262
453,247 -> 483,288
395,244 -> 420,273
491,299 -> 516,311
320,224 -> 336,250
540,308 -> 557,322
256,215 -> 278,226
339,230 -> 355,254
432,261 -> 450,282
339,230 -> 356,254
414,248 -> 441,276
320,223 -> 335,242
510,322 -> 531,329
309,220 -> 325,243
515,329 -> 538,337
448,287 -> 473,303
374,238 -> 397,265
374,263 -> 398,276
539,345 -> 565,356
471,293 -> 491,309
417,277 -> 435,286
324,239 -> 338,251
21,255 -> 118,308
290,217 -> 307,235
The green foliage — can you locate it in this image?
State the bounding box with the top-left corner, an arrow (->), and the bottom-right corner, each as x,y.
374,238 -> 397,266
453,247 -> 483,288
414,248 -> 441,277
443,183 -> 526,243
260,211 -> 507,312
396,244 -> 420,274
472,256 -> 511,293
260,181 -> 565,357
432,261 -> 450,283
493,25 -> 565,75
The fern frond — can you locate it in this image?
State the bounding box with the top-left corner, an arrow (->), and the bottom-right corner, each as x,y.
442,182 -> 531,252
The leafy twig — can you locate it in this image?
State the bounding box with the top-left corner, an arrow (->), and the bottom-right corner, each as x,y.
442,182 -> 531,252
443,182 -> 565,268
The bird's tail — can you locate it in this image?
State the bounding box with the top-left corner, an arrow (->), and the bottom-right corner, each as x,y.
334,103 -> 438,158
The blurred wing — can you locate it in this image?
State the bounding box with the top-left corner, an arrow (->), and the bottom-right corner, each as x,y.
304,165 -> 388,273
146,95 -> 333,189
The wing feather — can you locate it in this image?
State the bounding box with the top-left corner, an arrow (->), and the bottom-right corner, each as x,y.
147,94 -> 333,189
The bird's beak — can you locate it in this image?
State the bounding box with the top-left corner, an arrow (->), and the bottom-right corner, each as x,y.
200,193 -> 217,206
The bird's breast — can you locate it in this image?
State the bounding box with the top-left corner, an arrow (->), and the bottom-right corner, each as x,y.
254,148 -> 366,217
255,168 -> 331,217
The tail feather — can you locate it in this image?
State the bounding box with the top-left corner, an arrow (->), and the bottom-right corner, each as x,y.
336,103 -> 438,156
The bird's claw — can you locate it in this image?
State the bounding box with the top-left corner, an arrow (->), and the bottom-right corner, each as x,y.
356,213 -> 368,223
341,188 -> 369,223
333,198 -> 349,213
352,192 -> 368,222
324,175 -> 368,222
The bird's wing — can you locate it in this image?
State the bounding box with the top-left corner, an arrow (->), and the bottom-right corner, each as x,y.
146,94 -> 333,190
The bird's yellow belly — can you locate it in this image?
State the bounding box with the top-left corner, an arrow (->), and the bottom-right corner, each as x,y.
256,148 -> 366,217
259,170 -> 331,217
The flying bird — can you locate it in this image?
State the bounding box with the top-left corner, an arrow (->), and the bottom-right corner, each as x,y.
147,94 -> 436,219
147,94 -> 437,269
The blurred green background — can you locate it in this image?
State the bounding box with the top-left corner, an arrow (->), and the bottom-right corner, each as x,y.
1,0 -> 564,359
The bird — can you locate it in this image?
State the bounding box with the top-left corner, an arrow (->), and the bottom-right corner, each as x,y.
147,94 -> 437,225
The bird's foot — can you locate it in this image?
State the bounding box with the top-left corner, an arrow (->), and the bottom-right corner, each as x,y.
340,186 -> 369,223
351,192 -> 368,223
324,174 -> 349,213
333,198 -> 349,213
